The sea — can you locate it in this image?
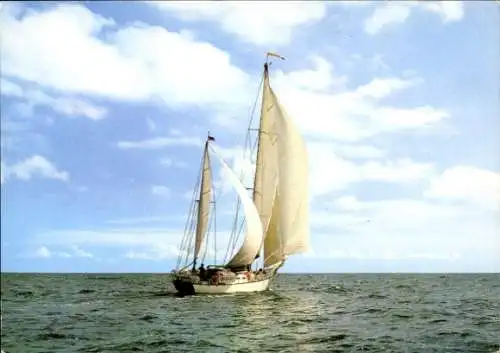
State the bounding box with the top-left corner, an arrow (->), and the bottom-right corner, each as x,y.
1,273 -> 499,353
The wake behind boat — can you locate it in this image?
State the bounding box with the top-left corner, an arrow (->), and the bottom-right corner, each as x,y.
171,53 -> 310,295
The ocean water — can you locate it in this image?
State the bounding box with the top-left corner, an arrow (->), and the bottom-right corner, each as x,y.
1,273 -> 499,353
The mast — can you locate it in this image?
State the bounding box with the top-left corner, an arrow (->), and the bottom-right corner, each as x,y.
223,51 -> 310,271
191,134 -> 215,270
252,53 -> 286,269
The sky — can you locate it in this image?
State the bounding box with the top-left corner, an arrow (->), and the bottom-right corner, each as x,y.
1,1 -> 499,273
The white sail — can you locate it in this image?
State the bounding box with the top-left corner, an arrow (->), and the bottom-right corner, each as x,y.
263,188 -> 282,267
253,67 -> 281,266
193,142 -> 212,261
209,145 -> 264,268
270,86 -> 311,256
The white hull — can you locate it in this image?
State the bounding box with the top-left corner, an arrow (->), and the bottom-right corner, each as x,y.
172,273 -> 275,295
193,278 -> 271,294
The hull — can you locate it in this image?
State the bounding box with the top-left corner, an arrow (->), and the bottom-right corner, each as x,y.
173,277 -> 271,295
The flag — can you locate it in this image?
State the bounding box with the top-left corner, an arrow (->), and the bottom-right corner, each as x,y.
207,135 -> 215,142
266,52 -> 286,61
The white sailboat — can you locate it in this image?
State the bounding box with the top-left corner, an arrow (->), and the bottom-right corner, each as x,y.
171,53 -> 310,295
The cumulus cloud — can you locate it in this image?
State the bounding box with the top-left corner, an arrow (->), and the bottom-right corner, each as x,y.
3,155 -> 69,183
425,166 -> 500,210
267,58 -> 450,142
364,1 -> 465,35
0,78 -> 107,120
309,195 -> 499,268
149,1 -> 329,46
0,3 -> 252,111
35,246 -> 51,258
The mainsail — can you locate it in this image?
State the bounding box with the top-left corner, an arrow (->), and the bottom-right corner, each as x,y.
192,141 -> 212,266
209,145 -> 264,268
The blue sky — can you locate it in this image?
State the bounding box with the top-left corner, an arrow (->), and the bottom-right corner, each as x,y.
1,1 -> 499,273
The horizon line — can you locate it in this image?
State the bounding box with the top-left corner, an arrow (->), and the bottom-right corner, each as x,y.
2,271 -> 499,275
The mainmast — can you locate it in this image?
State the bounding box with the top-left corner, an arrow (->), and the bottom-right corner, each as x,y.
251,52 -> 286,267
223,52 -> 288,271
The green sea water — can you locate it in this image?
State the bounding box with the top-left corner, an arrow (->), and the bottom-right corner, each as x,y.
1,273 -> 499,353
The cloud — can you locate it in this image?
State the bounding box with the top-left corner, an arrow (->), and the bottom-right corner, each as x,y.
117,136 -> 202,150
33,227 -> 233,264
419,2 -> 465,23
307,141 -> 434,197
160,157 -> 188,168
1,162 -> 5,184
266,58 -> 450,142
146,117 -> 156,132
425,166 -> 500,210
151,185 -> 171,197
149,1 -> 329,46
364,1 -> 465,35
70,246 -> 93,258
309,195 -> 499,265
34,246 -> 51,258
3,155 -> 69,183
106,216 -> 175,225
0,78 -> 107,120
123,245 -> 180,261
0,3 -> 252,111
364,2 -> 413,36
31,245 -> 93,259
333,144 -> 385,160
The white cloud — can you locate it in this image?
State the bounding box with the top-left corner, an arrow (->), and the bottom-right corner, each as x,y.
1,162 -> 5,184
31,245 -> 93,259
0,78 -> 107,120
309,195 -> 499,267
35,246 -> 51,258
34,227 -> 233,264
71,245 -> 93,258
364,1 -> 464,35
268,59 -> 449,142
3,155 -> 69,183
425,166 -> 500,210
333,144 -> 385,160
0,3 -> 251,110
117,136 -> 202,150
123,245 -> 179,261
160,157 -> 188,168
149,1 -> 328,46
1,4 -> 451,146
106,216 -> 178,225
146,117 -> 157,132
160,158 -> 173,167
420,2 -> 465,23
307,141 -> 434,197
364,2 -> 414,36
151,185 -> 171,197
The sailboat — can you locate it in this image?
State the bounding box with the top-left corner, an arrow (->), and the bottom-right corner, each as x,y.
171,53 -> 310,295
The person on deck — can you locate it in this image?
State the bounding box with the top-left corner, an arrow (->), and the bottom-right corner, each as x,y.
199,264 -> 206,280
